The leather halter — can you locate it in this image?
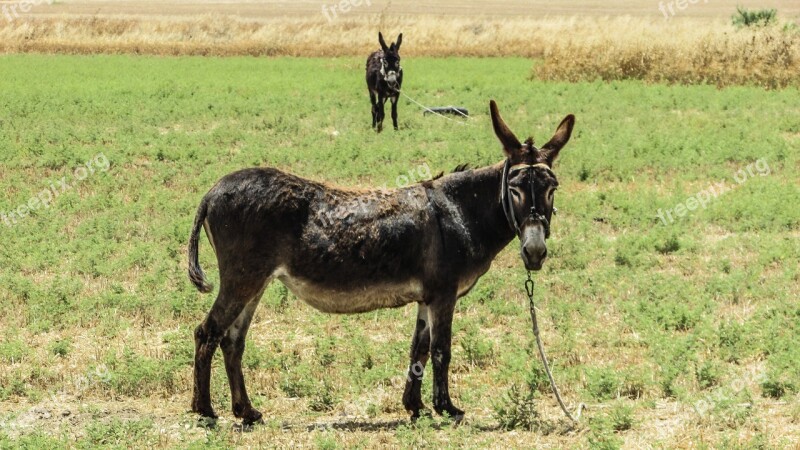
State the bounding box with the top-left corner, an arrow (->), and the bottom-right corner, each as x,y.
501,159 -> 554,238
380,58 -> 402,90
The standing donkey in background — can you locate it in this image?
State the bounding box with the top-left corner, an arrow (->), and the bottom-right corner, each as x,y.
188,101 -> 575,425
366,32 -> 403,132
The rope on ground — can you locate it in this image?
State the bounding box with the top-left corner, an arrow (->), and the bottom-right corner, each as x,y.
399,91 -> 473,126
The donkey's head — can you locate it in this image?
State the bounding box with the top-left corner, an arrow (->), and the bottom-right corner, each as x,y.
490,100 -> 575,271
378,32 -> 403,89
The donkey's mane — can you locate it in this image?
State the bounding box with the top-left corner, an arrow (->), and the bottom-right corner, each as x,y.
430,163 -> 472,181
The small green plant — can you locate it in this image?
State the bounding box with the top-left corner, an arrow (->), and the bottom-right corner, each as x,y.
654,234 -> 681,254
315,336 -> 336,367
395,415 -> 437,448
0,339 -> 29,363
732,7 -> 777,27
309,381 -> 338,412
313,433 -> 340,450
696,360 -> 723,390
587,368 -> 620,400
619,369 -> 649,399
493,384 -> 551,432
106,348 -> 179,396
50,339 -> 71,357
85,418 -> 157,447
527,364 -> 551,394
587,412 -> 624,450
460,326 -> 495,368
265,282 -> 291,313
608,403 -> 635,432
280,364 -> 317,398
710,388 -> 754,428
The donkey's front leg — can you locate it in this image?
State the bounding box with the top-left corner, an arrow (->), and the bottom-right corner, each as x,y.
377,96 -> 387,133
428,297 -> 464,421
391,96 -> 399,130
369,91 -> 378,129
402,303 -> 431,419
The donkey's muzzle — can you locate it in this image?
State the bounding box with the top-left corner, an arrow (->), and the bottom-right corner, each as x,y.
520,225 -> 548,271
385,71 -> 400,90
521,242 -> 547,271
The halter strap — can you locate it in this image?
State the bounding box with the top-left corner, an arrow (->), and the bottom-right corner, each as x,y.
380,58 -> 402,81
509,163 -> 551,173
501,160 -> 553,238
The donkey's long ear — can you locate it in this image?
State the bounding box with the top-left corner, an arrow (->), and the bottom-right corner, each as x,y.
490,100 -> 522,157
395,33 -> 403,50
378,32 -> 389,51
541,114 -> 575,166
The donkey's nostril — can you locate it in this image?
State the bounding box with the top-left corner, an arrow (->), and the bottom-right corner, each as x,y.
540,248 -> 547,259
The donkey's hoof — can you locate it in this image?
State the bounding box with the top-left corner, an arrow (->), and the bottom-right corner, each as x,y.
191,402 -> 218,420
241,409 -> 264,426
445,409 -> 465,424
409,408 -> 432,422
435,404 -> 465,422
196,415 -> 218,429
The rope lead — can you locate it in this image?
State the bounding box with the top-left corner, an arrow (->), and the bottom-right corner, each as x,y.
526,271 -> 585,423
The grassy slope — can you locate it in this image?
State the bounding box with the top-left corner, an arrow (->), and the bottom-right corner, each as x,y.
0,55 -> 798,448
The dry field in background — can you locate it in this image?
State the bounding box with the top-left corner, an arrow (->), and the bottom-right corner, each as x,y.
1,1 -> 799,87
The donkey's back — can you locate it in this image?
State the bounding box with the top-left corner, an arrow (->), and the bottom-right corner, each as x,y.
189,167 -> 436,314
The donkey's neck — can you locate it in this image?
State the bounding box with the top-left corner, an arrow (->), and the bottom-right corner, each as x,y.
430,162 -> 516,263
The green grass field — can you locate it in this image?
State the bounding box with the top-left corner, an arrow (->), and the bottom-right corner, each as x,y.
0,55 -> 798,448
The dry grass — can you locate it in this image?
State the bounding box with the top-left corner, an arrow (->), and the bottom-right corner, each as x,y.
535,19 -> 800,88
1,14 -> 799,87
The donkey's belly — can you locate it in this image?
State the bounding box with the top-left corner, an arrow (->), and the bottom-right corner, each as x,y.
275,268 -> 422,314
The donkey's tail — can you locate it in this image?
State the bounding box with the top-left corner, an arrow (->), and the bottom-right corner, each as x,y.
188,198 -> 214,294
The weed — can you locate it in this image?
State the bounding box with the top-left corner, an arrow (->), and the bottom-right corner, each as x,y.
587,368 -> 621,400
314,433 -> 340,450
459,325 -> 495,368
49,339 -> 71,358
85,418 -> 157,448
587,411 -> 625,450
695,360 -> 724,390
309,383 -> 338,413
733,7 -> 778,28
493,384 -> 553,433
608,402 -> 635,432
0,339 -> 29,363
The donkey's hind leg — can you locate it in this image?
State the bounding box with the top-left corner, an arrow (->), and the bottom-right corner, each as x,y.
220,283 -> 268,425
402,303 -> 431,419
192,274 -> 270,421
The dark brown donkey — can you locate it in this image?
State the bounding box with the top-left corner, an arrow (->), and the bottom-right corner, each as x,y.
187,101 -> 575,425
366,32 -> 403,132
